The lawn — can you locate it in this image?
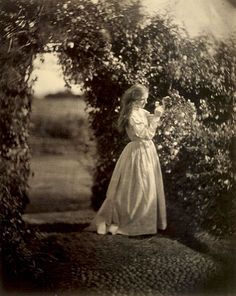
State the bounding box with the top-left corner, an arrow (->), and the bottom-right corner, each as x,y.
26,96 -> 96,217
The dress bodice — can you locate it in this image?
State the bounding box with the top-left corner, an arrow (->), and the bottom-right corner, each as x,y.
126,107 -> 160,141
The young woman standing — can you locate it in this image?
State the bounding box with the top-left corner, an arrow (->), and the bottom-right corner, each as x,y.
91,84 -> 167,236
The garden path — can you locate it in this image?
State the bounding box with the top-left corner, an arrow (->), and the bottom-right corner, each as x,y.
22,209 -> 235,296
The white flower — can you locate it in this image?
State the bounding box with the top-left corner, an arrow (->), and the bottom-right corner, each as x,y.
205,156 -> 210,162
171,148 -> 179,156
29,22 -> 35,28
186,173 -> 193,178
103,61 -> 109,66
67,42 -> 74,48
21,107 -> 28,116
203,113 -> 209,119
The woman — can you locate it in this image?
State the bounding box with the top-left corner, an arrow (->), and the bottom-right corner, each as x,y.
91,84 -> 167,236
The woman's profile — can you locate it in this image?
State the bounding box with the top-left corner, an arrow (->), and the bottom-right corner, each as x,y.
89,84 -> 167,236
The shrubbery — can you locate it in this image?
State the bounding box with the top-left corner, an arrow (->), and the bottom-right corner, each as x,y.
31,113 -> 87,139
45,90 -> 81,99
156,92 -> 235,235
0,0 -> 46,279
29,96 -> 94,156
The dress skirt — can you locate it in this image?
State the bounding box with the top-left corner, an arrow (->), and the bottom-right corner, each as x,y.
92,139 -> 167,236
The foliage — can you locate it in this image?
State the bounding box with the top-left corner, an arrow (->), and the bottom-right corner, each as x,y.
45,90 -> 81,99
156,92 -> 235,235
31,113 -> 87,139
0,0 -> 46,279
57,0 -> 236,236
0,180 -> 44,279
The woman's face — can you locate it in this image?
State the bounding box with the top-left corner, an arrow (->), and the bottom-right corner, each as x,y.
139,92 -> 148,107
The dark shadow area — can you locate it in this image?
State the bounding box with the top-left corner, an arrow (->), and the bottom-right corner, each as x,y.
163,202 -> 236,296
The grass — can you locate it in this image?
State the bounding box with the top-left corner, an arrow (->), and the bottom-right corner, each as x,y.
26,154 -> 93,213
27,96 -> 96,215
30,96 -> 94,153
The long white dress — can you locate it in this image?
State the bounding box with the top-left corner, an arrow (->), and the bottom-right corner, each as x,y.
92,106 -> 167,236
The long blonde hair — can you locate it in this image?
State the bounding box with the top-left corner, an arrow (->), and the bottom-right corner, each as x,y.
117,84 -> 148,133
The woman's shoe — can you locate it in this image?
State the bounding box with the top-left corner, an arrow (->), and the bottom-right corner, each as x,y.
97,221 -> 107,234
108,224 -> 118,235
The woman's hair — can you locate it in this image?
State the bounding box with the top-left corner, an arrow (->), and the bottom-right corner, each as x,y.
117,84 -> 148,133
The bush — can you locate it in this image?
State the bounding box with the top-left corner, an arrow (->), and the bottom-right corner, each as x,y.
45,90 -> 81,99
31,114 -> 87,139
0,0 -> 46,279
156,92 -> 235,235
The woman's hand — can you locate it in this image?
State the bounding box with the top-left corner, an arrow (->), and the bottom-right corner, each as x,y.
154,101 -> 164,117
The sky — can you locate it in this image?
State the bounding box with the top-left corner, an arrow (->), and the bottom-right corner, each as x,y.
143,0 -> 236,38
31,0 -> 236,97
32,53 -> 83,97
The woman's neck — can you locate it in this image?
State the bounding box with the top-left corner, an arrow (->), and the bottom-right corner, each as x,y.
132,103 -> 142,109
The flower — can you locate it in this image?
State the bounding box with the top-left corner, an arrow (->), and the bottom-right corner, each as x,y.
224,180 -> 229,185
67,42 -> 74,48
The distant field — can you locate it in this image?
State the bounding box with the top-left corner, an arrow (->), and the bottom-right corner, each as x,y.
26,154 -> 93,213
27,96 -> 96,214
31,96 -> 87,119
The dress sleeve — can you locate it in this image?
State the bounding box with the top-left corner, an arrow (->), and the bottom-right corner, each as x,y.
129,110 -> 160,140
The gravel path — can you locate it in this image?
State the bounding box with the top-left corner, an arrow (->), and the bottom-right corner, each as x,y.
40,231 -> 230,296
21,209 -> 236,296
